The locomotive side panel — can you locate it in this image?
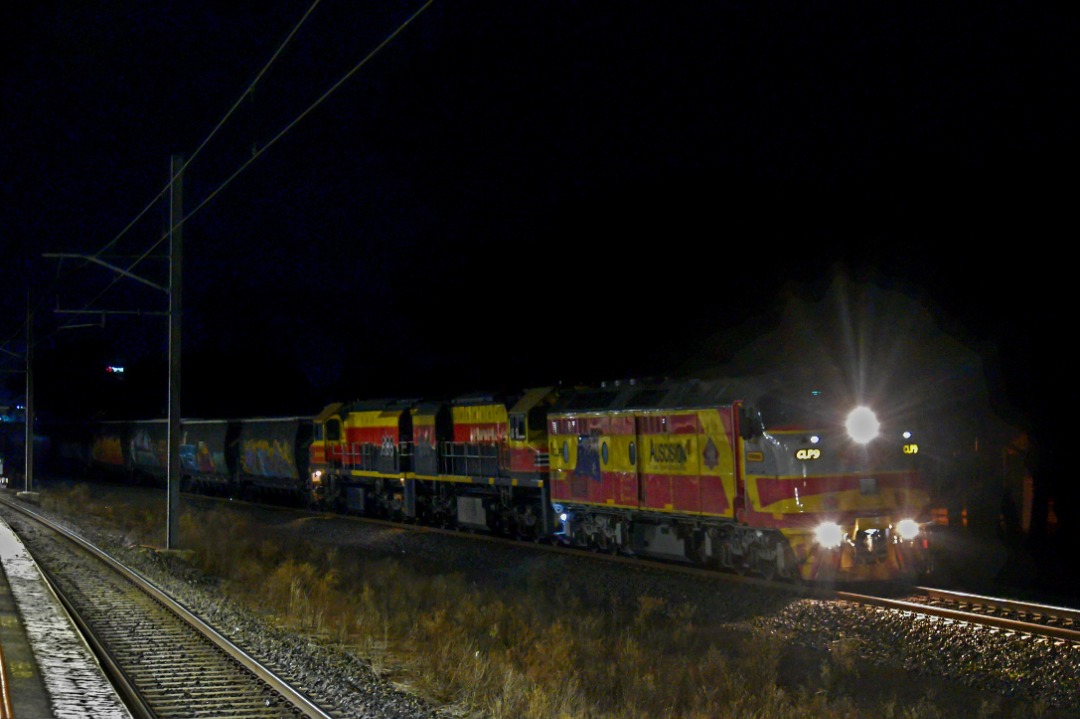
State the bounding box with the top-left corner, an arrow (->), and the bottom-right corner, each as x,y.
633,407 -> 738,517
699,407 -> 738,516
447,401 -> 507,478
411,402 -> 450,478
343,407 -> 408,476
598,413 -> 638,509
505,387 -> 556,479
549,414 -> 615,506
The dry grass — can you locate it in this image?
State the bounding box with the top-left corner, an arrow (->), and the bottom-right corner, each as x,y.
39,485 -> 1053,719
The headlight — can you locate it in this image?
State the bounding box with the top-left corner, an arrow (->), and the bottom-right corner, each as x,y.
814,522 -> 844,549
895,518 -> 920,541
845,406 -> 880,444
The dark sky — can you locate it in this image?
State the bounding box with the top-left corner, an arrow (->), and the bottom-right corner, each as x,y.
1,2 -> 1076,475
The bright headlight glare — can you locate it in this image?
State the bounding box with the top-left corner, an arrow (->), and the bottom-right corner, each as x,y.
814,522 -> 844,549
895,518 -> 920,541
846,406 -> 880,444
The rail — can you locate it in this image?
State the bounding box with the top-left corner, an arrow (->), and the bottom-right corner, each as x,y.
834,588 -> 1080,643
1,495 -> 336,719
0,640 -> 13,719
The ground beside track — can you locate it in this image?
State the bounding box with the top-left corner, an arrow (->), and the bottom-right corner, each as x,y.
20,477 -> 1080,719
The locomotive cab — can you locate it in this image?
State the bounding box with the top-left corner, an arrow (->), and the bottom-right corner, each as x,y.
745,392 -> 931,582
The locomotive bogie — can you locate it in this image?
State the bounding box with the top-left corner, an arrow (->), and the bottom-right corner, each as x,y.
558,508 -> 630,554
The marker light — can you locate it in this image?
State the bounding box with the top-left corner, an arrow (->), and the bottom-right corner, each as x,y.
814,522 -> 844,549
895,519 -> 920,541
845,406 -> 880,444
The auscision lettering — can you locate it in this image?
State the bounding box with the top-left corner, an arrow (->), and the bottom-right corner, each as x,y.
649,441 -> 687,463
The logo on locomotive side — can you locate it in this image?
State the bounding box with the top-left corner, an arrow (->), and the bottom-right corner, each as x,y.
702,437 -> 720,469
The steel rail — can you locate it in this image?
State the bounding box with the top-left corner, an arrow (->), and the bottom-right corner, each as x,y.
915,585 -> 1080,623
834,589 -> 1080,643
0,495 -> 336,719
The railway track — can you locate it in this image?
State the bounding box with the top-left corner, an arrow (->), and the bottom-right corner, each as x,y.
0,496 -> 336,719
836,586 -> 1080,644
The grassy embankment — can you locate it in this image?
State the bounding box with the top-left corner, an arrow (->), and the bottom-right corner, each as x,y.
40,484 -> 1047,719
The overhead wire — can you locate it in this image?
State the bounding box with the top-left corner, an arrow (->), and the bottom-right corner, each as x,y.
1,0 -> 324,360
77,0 -> 328,307
3,0 -> 437,363
138,0 -> 438,261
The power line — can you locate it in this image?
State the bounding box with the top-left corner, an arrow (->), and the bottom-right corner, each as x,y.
180,0 -> 438,225
122,0 -> 439,267
50,0 -> 436,326
2,2 -> 325,357
91,0 -> 326,264
3,0 -> 437,360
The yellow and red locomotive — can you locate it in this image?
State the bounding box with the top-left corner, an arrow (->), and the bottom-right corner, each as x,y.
548,377 -> 930,582
308,388 -> 559,536
308,376 -> 931,583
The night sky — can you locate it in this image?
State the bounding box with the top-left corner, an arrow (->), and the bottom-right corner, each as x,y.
2,2 -> 1076,493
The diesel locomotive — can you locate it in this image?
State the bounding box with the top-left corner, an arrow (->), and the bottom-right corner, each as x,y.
306,375 -> 930,583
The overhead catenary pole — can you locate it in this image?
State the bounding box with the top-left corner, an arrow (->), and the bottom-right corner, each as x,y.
23,301 -> 33,493
167,154 -> 183,550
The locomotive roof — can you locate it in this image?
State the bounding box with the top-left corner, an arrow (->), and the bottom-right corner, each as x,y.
342,397 -> 419,413
411,401 -> 448,419
508,386 -> 556,414
550,377 -> 781,413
